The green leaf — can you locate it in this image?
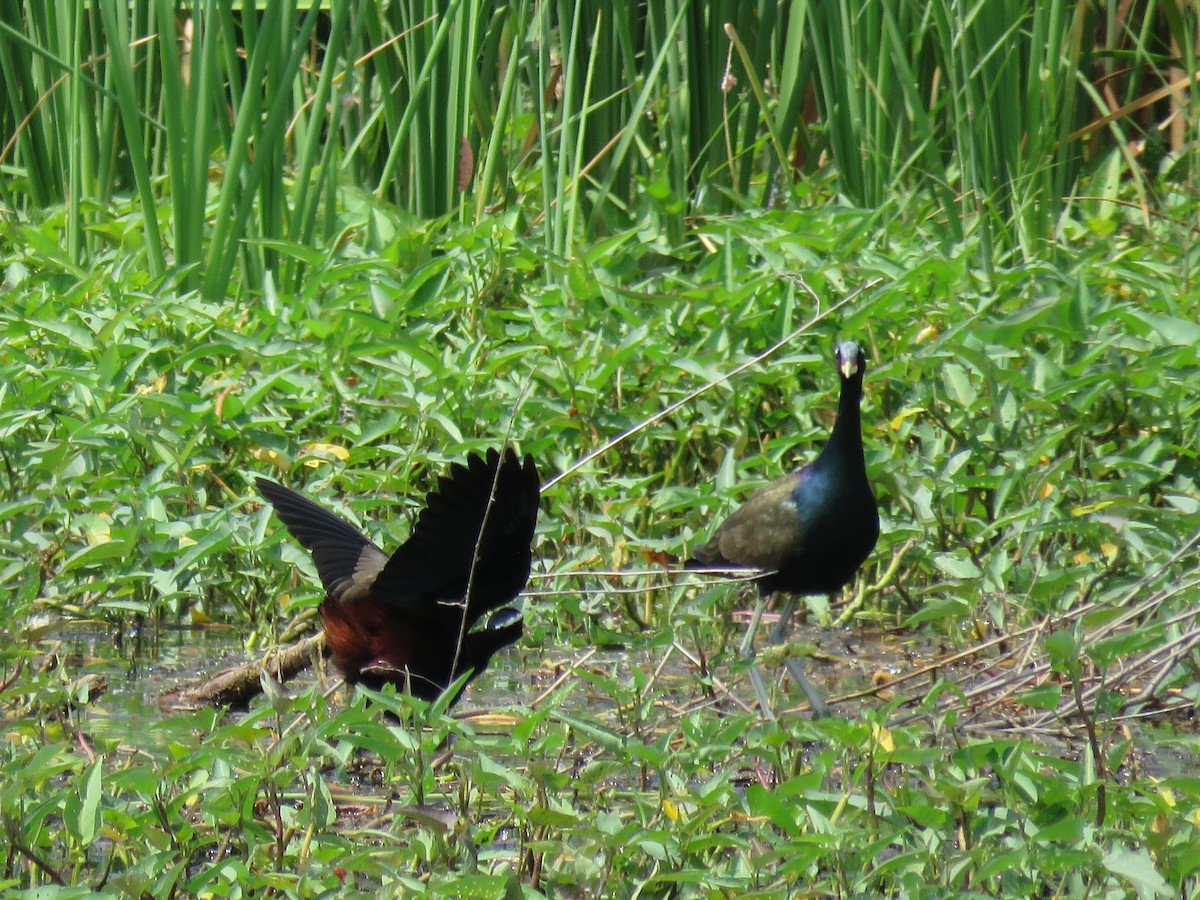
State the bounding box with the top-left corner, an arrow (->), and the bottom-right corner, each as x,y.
942,363 -> 977,406
77,761 -> 103,844
1102,847 -> 1172,898
1132,311 -> 1200,346
1016,685 -> 1062,710
931,553 -> 981,580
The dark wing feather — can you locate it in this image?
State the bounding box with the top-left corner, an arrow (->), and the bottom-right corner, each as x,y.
689,471 -> 807,572
374,448 -> 540,621
256,477 -> 389,602
460,615 -> 524,675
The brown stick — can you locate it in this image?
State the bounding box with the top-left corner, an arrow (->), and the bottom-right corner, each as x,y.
159,633 -> 326,713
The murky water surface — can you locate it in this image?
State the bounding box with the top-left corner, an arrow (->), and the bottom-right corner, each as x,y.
24,613 -> 1198,781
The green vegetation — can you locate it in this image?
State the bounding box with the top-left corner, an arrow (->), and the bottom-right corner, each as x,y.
1,1 -> 1198,896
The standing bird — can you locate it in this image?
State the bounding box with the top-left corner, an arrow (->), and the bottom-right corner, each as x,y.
689,341 -> 879,716
257,447 -> 540,706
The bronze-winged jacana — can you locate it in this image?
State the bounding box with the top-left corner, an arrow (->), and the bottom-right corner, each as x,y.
689,341 -> 879,716
257,447 -> 540,706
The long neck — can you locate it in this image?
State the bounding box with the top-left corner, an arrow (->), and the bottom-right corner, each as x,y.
816,372 -> 865,472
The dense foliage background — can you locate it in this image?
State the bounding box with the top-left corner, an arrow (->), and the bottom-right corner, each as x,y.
1,1 -> 1198,895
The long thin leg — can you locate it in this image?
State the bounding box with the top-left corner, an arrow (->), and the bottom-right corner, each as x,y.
772,593 -> 832,718
745,663 -> 777,721
767,595 -> 796,643
739,594 -> 768,657
739,594 -> 776,719
767,593 -> 830,718
782,658 -> 829,719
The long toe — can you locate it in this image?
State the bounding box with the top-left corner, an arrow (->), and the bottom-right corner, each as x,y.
784,657 -> 829,719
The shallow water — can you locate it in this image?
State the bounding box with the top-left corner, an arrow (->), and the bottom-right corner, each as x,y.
22,613 -> 1198,783
18,620 -> 245,743
20,613 -> 980,730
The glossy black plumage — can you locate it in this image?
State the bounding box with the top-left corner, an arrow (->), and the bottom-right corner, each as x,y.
257,448 -> 540,704
688,341 -> 879,717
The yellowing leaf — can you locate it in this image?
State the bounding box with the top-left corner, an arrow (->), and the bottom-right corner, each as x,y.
915,323 -> 940,343
464,712 -> 520,728
1072,500 -> 1115,517
663,799 -> 680,822
1100,542 -> 1119,563
215,383 -> 243,423
1039,481 -> 1055,500
251,447 -> 290,471
190,608 -> 214,625
890,407 -> 926,430
135,374 -> 167,395
872,723 -> 894,753
303,442 -> 350,461
1074,550 -> 1093,565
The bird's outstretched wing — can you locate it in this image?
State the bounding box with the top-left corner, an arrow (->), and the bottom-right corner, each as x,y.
375,447 -> 541,621
256,478 -> 389,603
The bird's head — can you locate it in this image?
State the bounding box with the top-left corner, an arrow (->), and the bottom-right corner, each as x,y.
835,341 -> 866,381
